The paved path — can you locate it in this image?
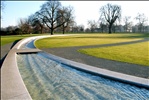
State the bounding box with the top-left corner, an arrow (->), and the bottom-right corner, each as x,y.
1,43 -> 14,67
41,38 -> 149,79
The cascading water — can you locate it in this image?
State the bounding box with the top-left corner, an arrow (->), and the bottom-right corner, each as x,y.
17,52 -> 149,100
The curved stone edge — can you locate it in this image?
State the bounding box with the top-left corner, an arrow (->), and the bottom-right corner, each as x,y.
1,34 -> 74,100
1,40 -> 33,99
1,49 -> 32,100
1,36 -> 43,100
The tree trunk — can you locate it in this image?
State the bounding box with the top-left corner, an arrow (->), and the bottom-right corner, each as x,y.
62,29 -> 65,34
51,28 -> 53,35
108,24 -> 112,34
62,25 -> 65,34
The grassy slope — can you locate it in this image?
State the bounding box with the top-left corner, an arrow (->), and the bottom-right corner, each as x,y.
79,41 -> 149,66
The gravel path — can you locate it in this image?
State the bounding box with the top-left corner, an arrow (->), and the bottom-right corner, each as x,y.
41,38 -> 149,79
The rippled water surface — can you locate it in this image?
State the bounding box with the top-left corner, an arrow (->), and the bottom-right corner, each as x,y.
17,53 -> 149,100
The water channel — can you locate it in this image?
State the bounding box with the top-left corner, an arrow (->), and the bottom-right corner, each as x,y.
17,52 -> 149,100
16,37 -> 149,99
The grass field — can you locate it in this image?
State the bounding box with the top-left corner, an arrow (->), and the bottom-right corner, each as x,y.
79,41 -> 149,66
1,34 -> 48,46
35,33 -> 149,66
35,33 -> 145,48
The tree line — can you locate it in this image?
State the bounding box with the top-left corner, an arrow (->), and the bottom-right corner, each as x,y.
1,1 -> 149,35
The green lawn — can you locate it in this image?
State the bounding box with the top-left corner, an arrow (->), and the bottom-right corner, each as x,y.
35,33 -> 149,66
1,34 -> 48,46
79,41 -> 149,66
35,33 -> 144,48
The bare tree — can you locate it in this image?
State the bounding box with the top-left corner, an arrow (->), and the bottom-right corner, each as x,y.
57,6 -> 74,34
100,3 -> 121,34
28,14 -> 44,34
69,20 -> 77,32
36,1 -> 66,35
99,17 -> 108,33
88,20 -> 97,32
18,18 -> 32,34
135,13 -> 148,33
123,16 -> 132,32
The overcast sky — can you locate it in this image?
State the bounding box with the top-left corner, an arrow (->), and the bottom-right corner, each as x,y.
1,1 -> 149,28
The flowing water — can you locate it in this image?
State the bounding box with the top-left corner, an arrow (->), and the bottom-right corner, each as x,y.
17,52 -> 149,100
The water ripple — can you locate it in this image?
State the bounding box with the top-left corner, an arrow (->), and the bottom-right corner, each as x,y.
17,53 -> 149,100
